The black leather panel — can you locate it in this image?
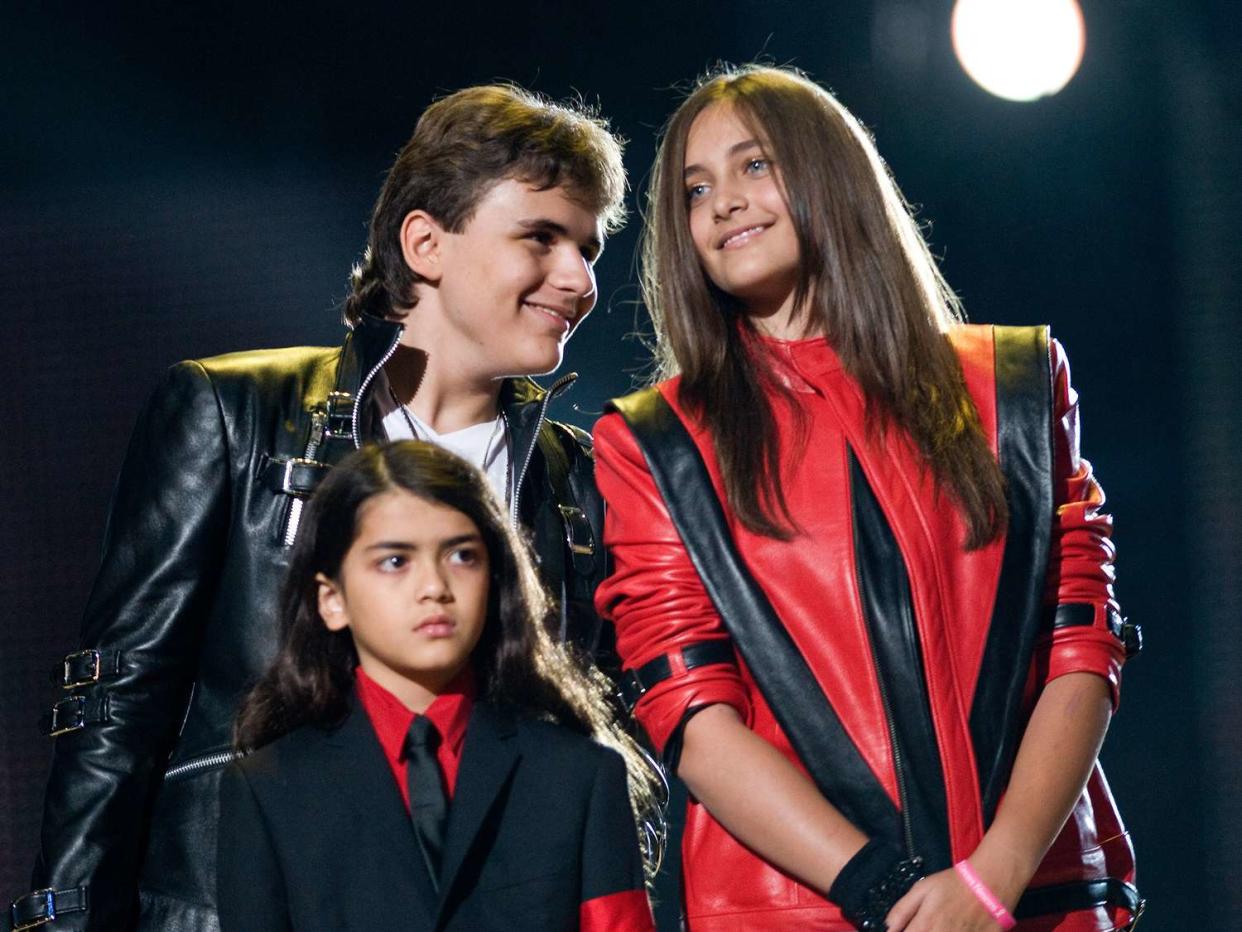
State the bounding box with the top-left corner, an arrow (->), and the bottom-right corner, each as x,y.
849,450 -> 952,869
1051,603 -> 1094,628
969,326 -> 1054,823
610,388 -> 901,843
1015,877 -> 1143,920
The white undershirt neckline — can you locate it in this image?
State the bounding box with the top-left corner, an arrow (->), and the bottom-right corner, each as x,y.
375,374 -> 511,505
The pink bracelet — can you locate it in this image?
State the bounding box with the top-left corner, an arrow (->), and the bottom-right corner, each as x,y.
954,860 -> 1016,930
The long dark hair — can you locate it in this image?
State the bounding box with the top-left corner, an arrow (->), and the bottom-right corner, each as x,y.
235,441 -> 664,876
643,64 -> 1007,548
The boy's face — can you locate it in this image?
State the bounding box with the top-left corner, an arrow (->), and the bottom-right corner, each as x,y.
420,178 -> 605,379
317,489 -> 490,710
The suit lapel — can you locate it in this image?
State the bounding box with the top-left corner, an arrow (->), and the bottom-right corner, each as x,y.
435,702 -> 521,924
322,706 -> 439,927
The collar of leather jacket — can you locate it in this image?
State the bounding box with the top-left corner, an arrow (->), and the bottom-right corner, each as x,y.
336,312 -> 563,460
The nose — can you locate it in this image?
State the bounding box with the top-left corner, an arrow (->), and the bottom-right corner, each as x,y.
416,560 -> 453,603
712,180 -> 746,221
548,248 -> 597,314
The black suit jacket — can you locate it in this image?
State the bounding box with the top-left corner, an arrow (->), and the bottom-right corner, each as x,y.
217,701 -> 644,931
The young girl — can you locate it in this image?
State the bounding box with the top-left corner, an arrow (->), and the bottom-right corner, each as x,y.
217,440 -> 659,931
594,66 -> 1142,930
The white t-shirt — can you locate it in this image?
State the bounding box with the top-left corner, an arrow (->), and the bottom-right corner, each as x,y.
376,376 -> 511,505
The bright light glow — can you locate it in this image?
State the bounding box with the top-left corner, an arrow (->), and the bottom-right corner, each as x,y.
951,0 -> 1086,102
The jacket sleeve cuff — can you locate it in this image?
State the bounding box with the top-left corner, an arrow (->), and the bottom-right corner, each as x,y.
1039,618 -> 1125,710
634,667 -> 751,754
580,889 -> 654,932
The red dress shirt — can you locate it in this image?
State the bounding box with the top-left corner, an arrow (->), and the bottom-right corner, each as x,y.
354,665 -> 474,809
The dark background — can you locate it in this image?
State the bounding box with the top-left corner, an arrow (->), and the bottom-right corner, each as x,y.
2,1 -> 1238,928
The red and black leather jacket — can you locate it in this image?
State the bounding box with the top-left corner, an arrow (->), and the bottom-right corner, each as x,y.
594,326 -> 1141,931
8,313 -> 607,931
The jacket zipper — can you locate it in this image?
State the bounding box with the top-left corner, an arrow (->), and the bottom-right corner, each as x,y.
282,408 -> 327,546
163,749 -> 238,781
284,325 -> 404,545
350,327 -> 404,449
509,372 -> 576,527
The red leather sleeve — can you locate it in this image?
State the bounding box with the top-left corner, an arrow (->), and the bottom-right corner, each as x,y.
593,411 -> 751,752
1040,340 -> 1127,707
579,889 -> 655,932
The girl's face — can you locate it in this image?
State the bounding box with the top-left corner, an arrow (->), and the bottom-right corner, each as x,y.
317,489 -> 490,711
683,103 -> 803,334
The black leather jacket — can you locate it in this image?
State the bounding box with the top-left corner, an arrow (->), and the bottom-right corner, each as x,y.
12,314 -> 607,931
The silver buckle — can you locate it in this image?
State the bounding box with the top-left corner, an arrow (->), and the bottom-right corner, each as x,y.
47,696 -> 86,737
11,888 -> 56,930
280,458 -> 317,494
323,391 -> 355,437
62,649 -> 101,689
557,505 -> 595,557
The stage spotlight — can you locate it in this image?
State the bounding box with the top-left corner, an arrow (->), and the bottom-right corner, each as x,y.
951,0 -> 1085,102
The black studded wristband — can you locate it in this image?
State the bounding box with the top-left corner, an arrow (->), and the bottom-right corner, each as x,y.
828,838 -> 926,931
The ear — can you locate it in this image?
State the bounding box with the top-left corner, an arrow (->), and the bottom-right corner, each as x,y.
316,572 -> 350,631
399,210 -> 445,283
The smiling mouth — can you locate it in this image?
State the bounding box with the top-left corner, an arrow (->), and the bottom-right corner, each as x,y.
719,225 -> 769,250
523,301 -> 573,332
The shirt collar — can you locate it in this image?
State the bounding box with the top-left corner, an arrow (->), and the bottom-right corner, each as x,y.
354,665 -> 476,764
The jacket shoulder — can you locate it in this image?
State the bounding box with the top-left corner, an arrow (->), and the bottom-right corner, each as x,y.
230,723 -> 335,790
190,344 -> 340,389
512,717 -> 617,775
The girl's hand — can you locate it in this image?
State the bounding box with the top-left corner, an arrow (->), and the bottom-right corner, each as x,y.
884,866 -> 1011,932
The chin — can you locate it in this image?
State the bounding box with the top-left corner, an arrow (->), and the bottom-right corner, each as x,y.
506,345 -> 565,378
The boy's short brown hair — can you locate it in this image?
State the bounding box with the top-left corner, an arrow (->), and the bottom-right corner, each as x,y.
345,84 -> 626,325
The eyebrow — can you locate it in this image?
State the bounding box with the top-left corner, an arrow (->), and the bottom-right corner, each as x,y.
683,138 -> 764,178
363,534 -> 483,552
517,218 -> 603,258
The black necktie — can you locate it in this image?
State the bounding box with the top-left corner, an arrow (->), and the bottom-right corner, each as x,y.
403,716 -> 448,891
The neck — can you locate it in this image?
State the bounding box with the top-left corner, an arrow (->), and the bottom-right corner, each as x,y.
746,291 -> 821,341
385,343 -> 503,434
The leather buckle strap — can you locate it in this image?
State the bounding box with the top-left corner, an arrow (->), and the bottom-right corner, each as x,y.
9,886 -> 88,929
54,649 -> 122,689
41,694 -> 110,737
323,391 -> 356,438
556,504 -> 596,574
620,640 -> 736,712
1014,877 -> 1144,922
1051,605 -> 1143,659
261,458 -> 332,497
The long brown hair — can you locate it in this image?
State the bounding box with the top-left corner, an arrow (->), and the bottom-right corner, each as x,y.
642,64 -> 1007,548
235,441 -> 664,876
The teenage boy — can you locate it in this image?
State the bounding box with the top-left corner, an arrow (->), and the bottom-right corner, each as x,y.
9,84 -> 624,931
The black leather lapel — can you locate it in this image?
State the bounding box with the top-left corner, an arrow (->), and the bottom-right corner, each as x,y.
968,325 -> 1054,822
849,449 -> 952,869
435,703 -> 521,925
322,707 -> 438,926
609,387 -> 900,842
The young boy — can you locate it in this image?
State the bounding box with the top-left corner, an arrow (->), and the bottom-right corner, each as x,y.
10,84 -> 625,931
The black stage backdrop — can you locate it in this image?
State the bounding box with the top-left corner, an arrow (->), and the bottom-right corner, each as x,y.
2,3 -> 1238,929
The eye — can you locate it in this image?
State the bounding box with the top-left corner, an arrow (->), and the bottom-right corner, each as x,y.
744,157 -> 771,175
377,554 -> 407,572
686,182 -> 709,204
527,230 -> 555,247
447,546 -> 482,567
